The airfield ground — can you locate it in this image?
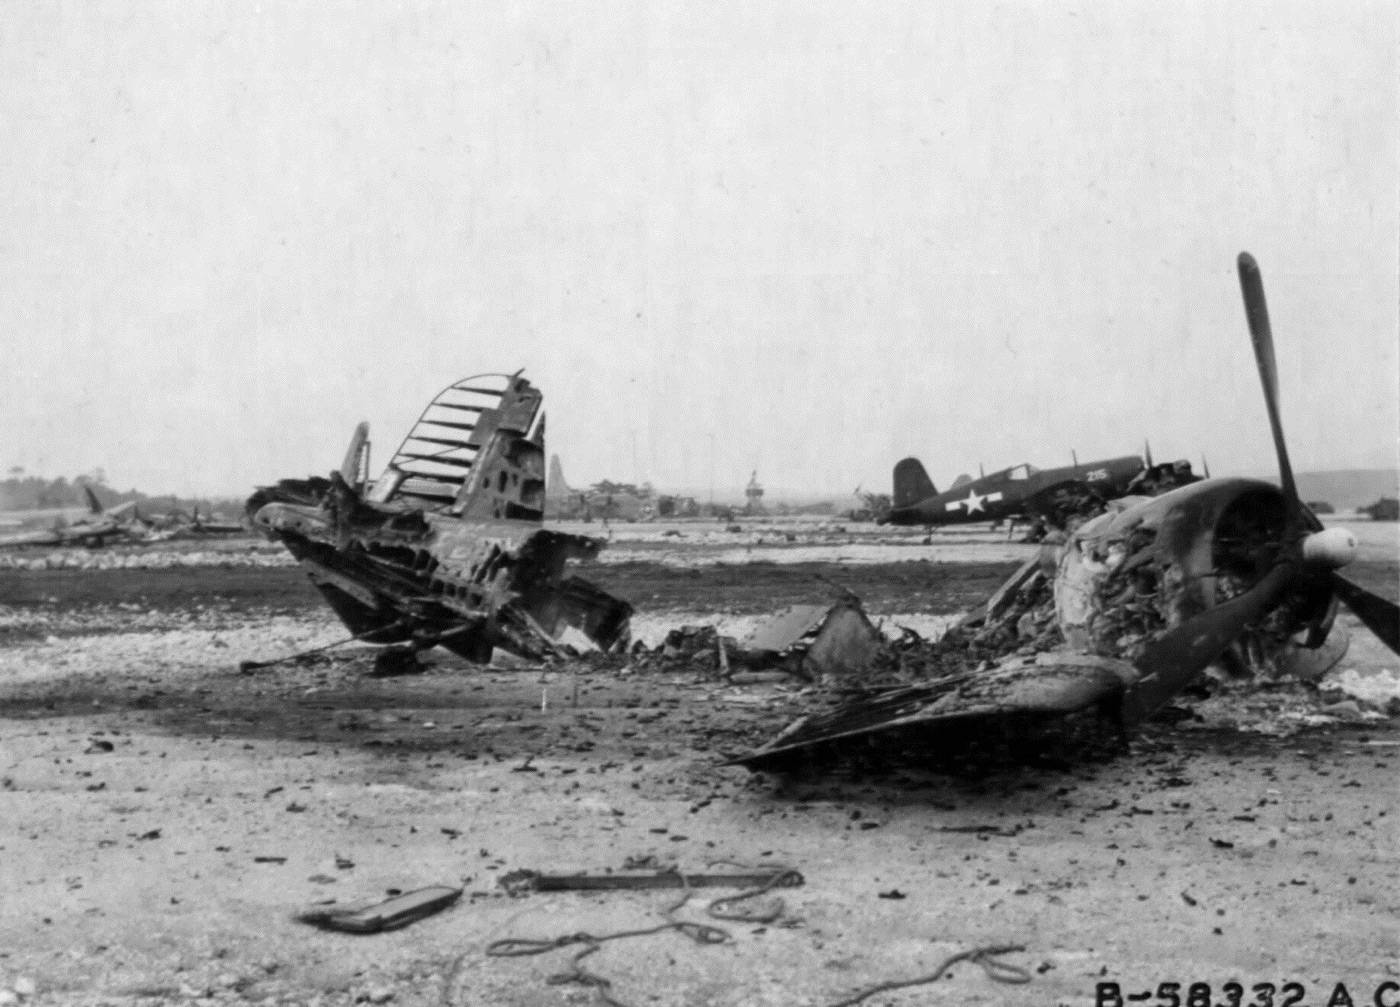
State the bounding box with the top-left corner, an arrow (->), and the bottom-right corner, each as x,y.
0,519 -> 1397,1007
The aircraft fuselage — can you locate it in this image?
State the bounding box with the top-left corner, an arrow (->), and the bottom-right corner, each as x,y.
885,455 -> 1145,526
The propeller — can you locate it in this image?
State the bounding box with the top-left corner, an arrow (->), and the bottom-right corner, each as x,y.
1237,251 -> 1398,653
1123,253 -> 1399,722
1237,253 -> 1300,524
1331,572 -> 1400,654
1143,439 -> 1154,468
1201,454 -> 1211,479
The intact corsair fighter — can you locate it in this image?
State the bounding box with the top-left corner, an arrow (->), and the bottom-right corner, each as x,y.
883,449 -> 1198,531
736,254 -> 1399,770
247,373 -> 632,674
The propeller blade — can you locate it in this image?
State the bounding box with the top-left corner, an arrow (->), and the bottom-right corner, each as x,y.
1330,571 -> 1400,655
1144,439 -> 1153,468
1125,561 -> 1299,722
1237,253 -> 1299,513
1201,454 -> 1211,479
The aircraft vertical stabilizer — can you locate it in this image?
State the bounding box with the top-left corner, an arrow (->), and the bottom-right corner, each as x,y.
339,422 -> 371,489
892,458 -> 937,509
548,454 -> 571,496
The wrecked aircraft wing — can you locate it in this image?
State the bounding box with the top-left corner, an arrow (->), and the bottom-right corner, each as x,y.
248,373 -> 632,668
743,605 -> 830,654
734,252 -> 1400,770
734,652 -> 1136,770
736,602 -> 885,682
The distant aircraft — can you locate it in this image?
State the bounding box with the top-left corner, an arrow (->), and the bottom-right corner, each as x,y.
177,505 -> 247,537
0,487 -> 147,548
881,449 -> 1198,531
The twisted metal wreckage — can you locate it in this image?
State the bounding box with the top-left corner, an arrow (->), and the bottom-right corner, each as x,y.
733,254 -> 1400,770
244,255 -> 1398,773
247,374 -> 632,674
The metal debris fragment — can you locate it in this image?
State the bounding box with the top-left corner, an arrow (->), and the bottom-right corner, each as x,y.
296,886 -> 462,933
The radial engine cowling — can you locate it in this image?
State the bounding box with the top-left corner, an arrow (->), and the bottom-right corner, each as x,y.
1054,478 -> 1342,670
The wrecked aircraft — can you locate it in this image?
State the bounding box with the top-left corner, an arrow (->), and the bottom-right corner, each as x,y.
0,487 -> 151,549
736,253 -> 1400,770
247,374 -> 633,673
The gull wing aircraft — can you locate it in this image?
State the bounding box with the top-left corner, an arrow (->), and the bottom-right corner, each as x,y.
883,450 -> 1197,530
736,253 -> 1399,770
247,373 -> 633,673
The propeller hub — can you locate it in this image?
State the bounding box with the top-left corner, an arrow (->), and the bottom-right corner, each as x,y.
1301,526 -> 1357,569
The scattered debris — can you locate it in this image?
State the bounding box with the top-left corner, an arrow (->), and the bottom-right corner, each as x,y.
733,255 -> 1400,771
499,868 -> 804,895
818,944 -> 1030,1007
84,739 -> 114,754
737,601 -> 885,683
1321,667 -> 1400,714
296,886 -> 462,933
488,863 -> 802,1006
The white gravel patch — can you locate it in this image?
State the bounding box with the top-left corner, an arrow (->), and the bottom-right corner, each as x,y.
0,614 -> 348,685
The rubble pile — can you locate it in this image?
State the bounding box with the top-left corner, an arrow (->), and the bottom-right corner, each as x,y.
863,563 -> 1062,687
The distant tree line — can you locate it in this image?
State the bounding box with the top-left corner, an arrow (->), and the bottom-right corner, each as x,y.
0,468 -> 243,516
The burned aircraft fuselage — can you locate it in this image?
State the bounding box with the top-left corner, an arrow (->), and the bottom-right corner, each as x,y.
248,374 -> 632,665
736,478 -> 1349,770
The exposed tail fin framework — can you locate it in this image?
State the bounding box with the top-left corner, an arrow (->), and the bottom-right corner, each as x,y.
892,457 -> 937,509
368,373 -> 546,522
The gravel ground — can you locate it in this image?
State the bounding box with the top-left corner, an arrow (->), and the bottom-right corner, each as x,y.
1,550 -> 1396,1007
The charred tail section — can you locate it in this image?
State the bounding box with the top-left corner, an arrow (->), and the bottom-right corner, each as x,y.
248,373 -> 631,666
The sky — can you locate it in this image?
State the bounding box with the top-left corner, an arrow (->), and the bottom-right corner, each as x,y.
1,1 -> 1396,499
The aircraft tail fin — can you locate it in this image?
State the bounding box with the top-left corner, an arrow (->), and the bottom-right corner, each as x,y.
893,458 -> 937,509
548,454 -> 571,496
339,422 -> 371,490
369,372 -> 545,522
84,486 -> 103,515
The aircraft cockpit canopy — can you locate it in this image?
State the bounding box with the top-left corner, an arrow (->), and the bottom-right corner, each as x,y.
1007,464 -> 1040,481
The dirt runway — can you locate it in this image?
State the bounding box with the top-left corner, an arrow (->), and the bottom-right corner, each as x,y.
1,554 -> 1397,1007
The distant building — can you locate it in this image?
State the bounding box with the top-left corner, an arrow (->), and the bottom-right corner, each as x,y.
657,495 -> 700,518
744,470 -> 766,515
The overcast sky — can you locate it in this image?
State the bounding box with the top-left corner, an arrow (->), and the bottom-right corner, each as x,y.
2,1 -> 1396,499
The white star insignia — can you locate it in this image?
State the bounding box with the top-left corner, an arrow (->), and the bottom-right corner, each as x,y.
945,489 -> 1004,514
